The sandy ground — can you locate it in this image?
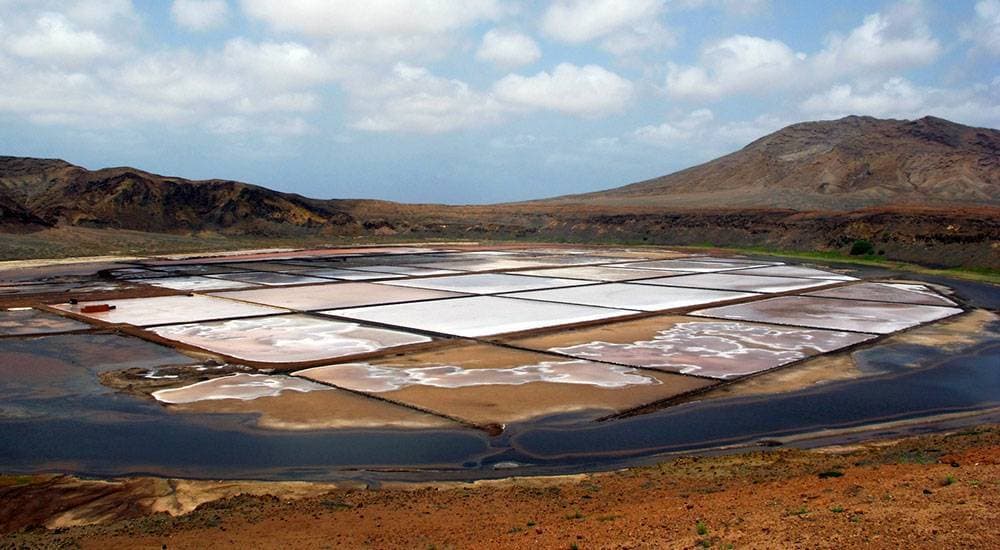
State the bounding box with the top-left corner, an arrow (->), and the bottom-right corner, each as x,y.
2,425 -> 997,549
294,343 -> 713,425
173,386 -> 456,430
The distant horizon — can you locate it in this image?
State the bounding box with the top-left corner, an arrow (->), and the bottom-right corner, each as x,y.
1,1 -> 998,204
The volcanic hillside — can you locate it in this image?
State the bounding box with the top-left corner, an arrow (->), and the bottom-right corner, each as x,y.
544,116 -> 1000,210
0,156 -> 360,235
1,116 -> 998,269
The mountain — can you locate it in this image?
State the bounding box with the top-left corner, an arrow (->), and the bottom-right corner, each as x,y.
0,156 -> 362,235
1,115 -> 998,268
543,116 -> 1000,210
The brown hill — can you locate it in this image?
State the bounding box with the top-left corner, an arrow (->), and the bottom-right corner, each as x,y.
0,156 -> 361,235
543,116 -> 999,210
1,116 -> 998,268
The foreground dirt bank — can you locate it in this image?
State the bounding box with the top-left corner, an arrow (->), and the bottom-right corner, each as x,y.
3,426 -> 997,549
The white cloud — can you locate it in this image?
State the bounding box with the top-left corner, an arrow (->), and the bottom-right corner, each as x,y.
666,2 -> 941,100
64,0 -> 140,30
171,0 -> 229,31
222,39 -> 333,90
800,77 -> 1000,127
634,108 -> 715,144
4,13 -> 119,66
205,115 -> 313,136
600,21 -> 676,56
633,108 -> 788,153
475,29 -> 541,68
961,0 -> 1000,56
665,35 -> 804,100
494,63 -> 634,116
351,63 -> 505,134
800,78 -> 925,118
541,0 -> 662,43
240,0 -> 502,36
813,1 -> 940,75
541,0 -> 673,55
674,0 -> 770,16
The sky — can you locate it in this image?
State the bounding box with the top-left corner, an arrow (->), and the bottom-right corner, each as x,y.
0,1 -> 997,204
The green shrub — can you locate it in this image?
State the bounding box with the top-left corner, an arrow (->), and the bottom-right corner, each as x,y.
849,239 -> 875,255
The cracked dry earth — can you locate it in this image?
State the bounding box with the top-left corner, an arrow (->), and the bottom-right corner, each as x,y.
3,426 -> 998,549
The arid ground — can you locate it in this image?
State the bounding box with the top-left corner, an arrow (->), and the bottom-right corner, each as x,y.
2,425 -> 998,549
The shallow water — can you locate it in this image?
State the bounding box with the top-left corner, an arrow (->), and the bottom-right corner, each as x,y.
0,256 -> 996,481
0,324 -> 995,480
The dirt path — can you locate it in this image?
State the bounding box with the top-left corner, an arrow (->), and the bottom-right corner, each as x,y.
3,426 -> 997,549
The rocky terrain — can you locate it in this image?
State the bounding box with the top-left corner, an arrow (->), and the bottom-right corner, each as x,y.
547,116 -> 999,210
1,116 -> 998,268
2,426 -> 997,549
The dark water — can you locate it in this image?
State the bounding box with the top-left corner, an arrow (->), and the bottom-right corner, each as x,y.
0,269 -> 997,481
508,341 -> 999,462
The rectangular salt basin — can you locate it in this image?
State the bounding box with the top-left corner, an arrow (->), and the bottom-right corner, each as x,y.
210,272 -> 331,286
149,314 -> 432,363
692,296 -> 963,334
681,256 -> 784,265
0,308 -> 91,336
406,258 -> 569,272
219,262 -> 314,272
147,264 -> 248,275
731,265 -> 858,281
295,268 -> 405,281
615,259 -> 770,272
514,266 -> 680,282
293,344 -> 713,425
379,273 -> 590,294
507,255 -> 629,266
129,276 -> 260,291
347,265 -> 462,276
330,296 -> 633,337
804,282 -> 957,306
211,282 -> 464,311
636,272 -> 837,294
503,283 -> 757,312
52,295 -> 286,326
508,316 -> 876,379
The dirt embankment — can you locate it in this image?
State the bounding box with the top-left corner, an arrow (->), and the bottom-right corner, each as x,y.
350,204 -> 1000,270
3,426 -> 998,549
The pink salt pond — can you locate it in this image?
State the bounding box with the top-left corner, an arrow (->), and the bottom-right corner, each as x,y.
293,360 -> 656,392
804,282 -> 958,306
152,373 -> 330,404
147,314 -> 432,363
52,295 -> 286,326
692,296 -> 963,334
210,282 -> 464,311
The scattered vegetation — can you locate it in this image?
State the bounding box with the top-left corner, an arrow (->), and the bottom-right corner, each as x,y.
787,506 -> 810,517
830,505 -> 845,513
818,470 -> 844,479
849,239 -> 875,256
696,520 -> 709,536
942,475 -> 957,486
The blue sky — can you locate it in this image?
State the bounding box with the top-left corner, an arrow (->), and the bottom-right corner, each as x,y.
0,0 -> 997,204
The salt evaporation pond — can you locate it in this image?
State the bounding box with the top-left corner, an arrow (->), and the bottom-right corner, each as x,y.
0,250 -> 996,481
